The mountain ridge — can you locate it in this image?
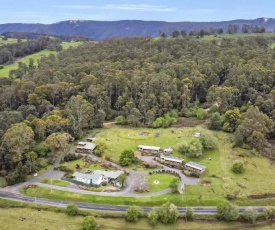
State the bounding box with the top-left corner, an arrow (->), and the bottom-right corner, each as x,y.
0,18 -> 274,40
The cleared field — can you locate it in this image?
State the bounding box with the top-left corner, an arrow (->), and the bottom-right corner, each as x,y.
0,50 -> 57,78
0,41 -> 83,78
201,33 -> 275,41
0,37 -> 24,46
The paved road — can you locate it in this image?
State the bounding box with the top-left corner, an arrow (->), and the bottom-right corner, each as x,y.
0,190 -> 267,214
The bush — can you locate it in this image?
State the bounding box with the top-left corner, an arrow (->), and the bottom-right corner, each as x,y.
159,203 -> 179,224
147,208 -> 159,226
0,177 -> 7,188
231,162 -> 245,174
125,206 -> 142,222
119,149 -> 135,166
82,216 -> 98,230
196,108 -> 207,120
217,202 -> 239,221
210,112 -> 222,130
242,207 -> 257,224
185,209 -> 194,220
200,133 -> 216,150
65,203 -> 79,216
64,153 -> 82,162
169,178 -> 179,193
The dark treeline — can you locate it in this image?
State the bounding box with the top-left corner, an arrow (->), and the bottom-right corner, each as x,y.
0,36 -> 62,65
1,35 -> 275,185
1,32 -> 91,42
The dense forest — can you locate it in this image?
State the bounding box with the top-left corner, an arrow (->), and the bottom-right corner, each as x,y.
1,35 -> 275,185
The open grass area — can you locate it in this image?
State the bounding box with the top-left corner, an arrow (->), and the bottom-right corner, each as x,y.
40,177 -> 69,187
0,41 -> 83,78
1,207 -> 274,230
0,37 -> 24,46
0,50 -> 57,78
201,33 -> 275,41
148,174 -> 176,193
60,159 -> 103,172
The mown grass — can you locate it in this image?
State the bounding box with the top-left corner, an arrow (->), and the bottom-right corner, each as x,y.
60,159 -> 103,172
147,173 -> 176,193
40,178 -> 69,187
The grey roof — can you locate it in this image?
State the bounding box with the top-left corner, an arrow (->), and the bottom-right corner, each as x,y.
94,170 -> 123,179
76,142 -> 96,150
185,162 -> 206,171
138,145 -> 160,151
164,147 -> 173,152
160,155 -> 183,163
72,172 -> 102,181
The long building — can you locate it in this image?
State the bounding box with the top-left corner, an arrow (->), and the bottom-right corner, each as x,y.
138,145 -> 160,154
185,162 -> 206,173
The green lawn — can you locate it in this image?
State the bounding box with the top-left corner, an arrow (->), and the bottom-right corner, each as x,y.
40,178 -> 69,187
148,174 -> 176,193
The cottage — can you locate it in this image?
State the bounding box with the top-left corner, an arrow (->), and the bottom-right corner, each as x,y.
93,170 -> 123,183
138,145 -> 160,154
160,155 -> 183,165
72,172 -> 104,185
163,147 -> 173,155
185,162 -> 206,173
75,142 -> 96,154
72,170 -> 124,186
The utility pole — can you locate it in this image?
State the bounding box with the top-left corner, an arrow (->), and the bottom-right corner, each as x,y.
51,178 -> 53,193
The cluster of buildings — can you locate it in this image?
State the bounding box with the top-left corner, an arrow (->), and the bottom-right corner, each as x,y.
138,144 -> 206,174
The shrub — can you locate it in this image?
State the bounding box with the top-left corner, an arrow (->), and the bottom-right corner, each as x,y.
0,177 -> 7,188
64,153 -> 82,162
200,133 -> 216,150
119,149 -> 135,166
147,208 -> 159,226
209,112 -> 222,130
232,162 -> 245,174
196,108 -> 207,120
185,209 -> 194,220
169,178 -> 179,193
242,207 -> 257,224
82,216 -> 98,230
217,202 -> 239,221
125,206 -> 142,222
65,203 -> 79,216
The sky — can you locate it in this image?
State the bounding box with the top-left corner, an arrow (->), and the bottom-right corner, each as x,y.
0,0 -> 275,24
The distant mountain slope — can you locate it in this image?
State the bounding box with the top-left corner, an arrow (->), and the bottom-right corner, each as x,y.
0,18 -> 274,41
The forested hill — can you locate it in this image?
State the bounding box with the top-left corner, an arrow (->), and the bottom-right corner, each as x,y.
0,18 -> 275,40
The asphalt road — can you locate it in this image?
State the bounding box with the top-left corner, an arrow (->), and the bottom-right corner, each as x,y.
0,190 -> 266,215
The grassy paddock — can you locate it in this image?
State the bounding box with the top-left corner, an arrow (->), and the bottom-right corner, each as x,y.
0,206 -> 274,230
40,178 -> 69,187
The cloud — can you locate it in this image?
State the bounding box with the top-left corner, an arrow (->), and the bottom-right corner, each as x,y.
55,4 -> 176,12
104,4 -> 176,12
59,13 -> 110,21
183,9 -> 217,14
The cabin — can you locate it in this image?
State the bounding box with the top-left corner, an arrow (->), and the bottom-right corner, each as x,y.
163,147 -> 173,155
160,155 -> 183,165
185,162 -> 206,173
138,145 -> 160,154
75,142 -> 96,154
72,170 -> 124,186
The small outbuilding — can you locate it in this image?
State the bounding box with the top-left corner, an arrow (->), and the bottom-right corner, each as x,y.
76,142 -> 96,154
87,137 -> 97,142
163,147 -> 173,155
185,162 -> 206,173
